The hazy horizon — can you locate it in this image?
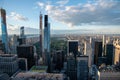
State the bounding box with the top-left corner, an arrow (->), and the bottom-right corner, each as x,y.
0,0 -> 120,34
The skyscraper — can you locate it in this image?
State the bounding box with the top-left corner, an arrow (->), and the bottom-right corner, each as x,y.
17,45 -> 35,70
19,26 -> 26,45
85,42 -> 93,67
94,41 -> 102,65
113,40 -> 120,65
0,8 -> 9,53
44,15 -> 50,53
77,56 -> 89,80
102,35 -> 105,56
67,40 -> 78,58
44,15 -> 51,72
105,43 -> 113,65
10,35 -> 19,54
20,26 -> 24,37
67,54 -> 77,80
39,13 -> 43,56
47,23 -> 50,53
52,50 -> 64,71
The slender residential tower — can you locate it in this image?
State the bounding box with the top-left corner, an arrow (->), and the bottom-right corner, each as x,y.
44,15 -> 48,54
39,13 -> 45,63
40,13 -> 42,54
44,15 -> 51,72
0,8 -> 9,53
47,23 -> 50,53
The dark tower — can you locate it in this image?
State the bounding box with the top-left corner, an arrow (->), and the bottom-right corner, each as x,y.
67,40 -> 78,58
105,44 -> 113,65
94,41 -> 102,65
44,15 -> 51,72
17,45 -> 35,70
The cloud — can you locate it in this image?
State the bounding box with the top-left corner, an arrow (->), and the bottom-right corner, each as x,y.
38,0 -> 120,27
4,24 -> 39,35
7,24 -> 19,31
56,0 -> 69,5
37,2 -> 45,9
6,24 -> 38,34
0,24 -> 19,34
8,12 -> 28,21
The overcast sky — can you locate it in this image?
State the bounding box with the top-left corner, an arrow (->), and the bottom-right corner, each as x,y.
0,0 -> 120,34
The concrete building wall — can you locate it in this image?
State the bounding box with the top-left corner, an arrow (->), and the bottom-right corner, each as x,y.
85,42 -> 93,67
114,46 -> 120,65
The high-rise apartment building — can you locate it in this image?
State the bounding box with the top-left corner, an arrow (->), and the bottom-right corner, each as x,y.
105,43 -> 114,65
0,8 -> 9,53
39,13 -> 43,57
44,15 -> 51,72
67,54 -> 77,80
19,26 -> 26,45
17,45 -> 35,70
84,42 -> 93,67
52,50 -> 64,70
77,56 -> 89,80
44,15 -> 50,53
20,26 -> 24,38
113,40 -> 120,65
67,40 -> 78,58
94,41 -> 102,65
10,35 -> 19,54
102,35 -> 105,56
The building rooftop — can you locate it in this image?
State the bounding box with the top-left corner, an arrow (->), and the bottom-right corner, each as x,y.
99,65 -> 120,72
18,44 -> 33,47
113,39 -> 120,48
0,54 -> 17,62
77,55 -> 88,57
15,72 -> 65,80
30,66 -> 47,73
0,54 -> 17,57
67,40 -> 79,42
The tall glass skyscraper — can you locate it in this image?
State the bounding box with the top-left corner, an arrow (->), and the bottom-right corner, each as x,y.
44,15 -> 51,72
67,40 -> 78,58
44,15 -> 48,53
0,8 -> 9,53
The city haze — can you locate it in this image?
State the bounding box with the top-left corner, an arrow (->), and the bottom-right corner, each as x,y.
0,0 -> 120,34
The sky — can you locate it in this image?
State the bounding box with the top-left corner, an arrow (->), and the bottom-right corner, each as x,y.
0,0 -> 120,34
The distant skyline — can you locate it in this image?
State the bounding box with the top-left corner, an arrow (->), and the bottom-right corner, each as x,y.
0,0 -> 120,34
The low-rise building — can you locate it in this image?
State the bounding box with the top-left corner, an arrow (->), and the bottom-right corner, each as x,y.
0,54 -> 19,76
